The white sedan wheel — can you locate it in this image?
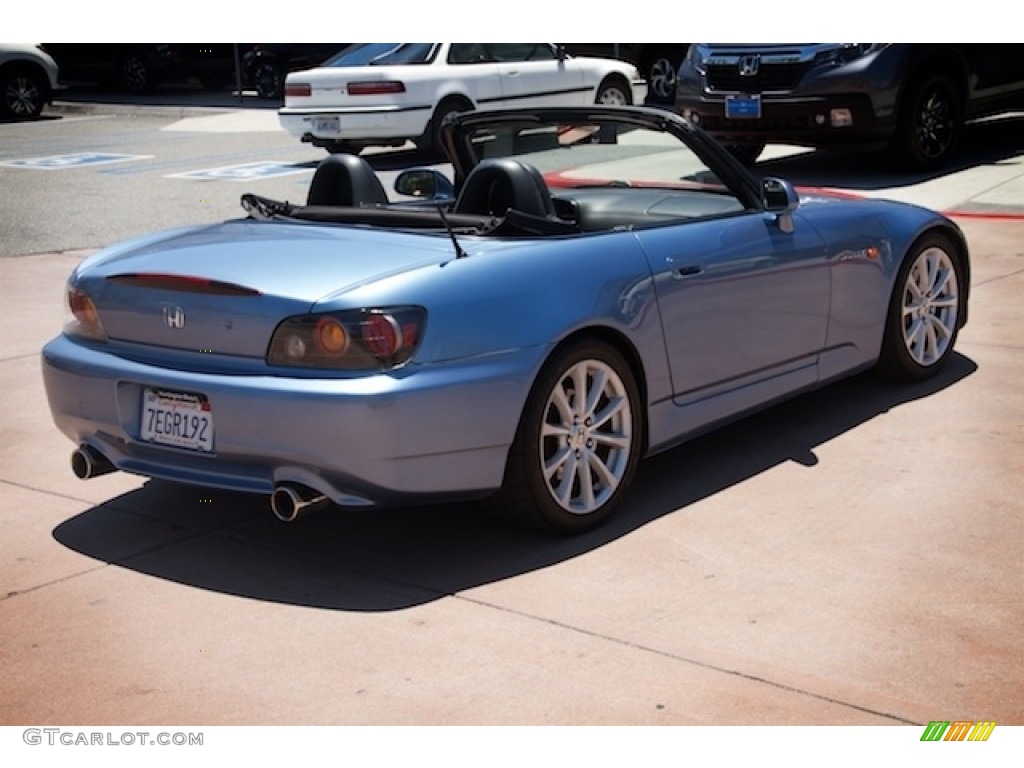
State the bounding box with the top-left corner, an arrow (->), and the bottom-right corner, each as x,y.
595,79 -> 632,106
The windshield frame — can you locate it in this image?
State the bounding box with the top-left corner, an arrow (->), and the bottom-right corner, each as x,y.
443,106 -> 765,211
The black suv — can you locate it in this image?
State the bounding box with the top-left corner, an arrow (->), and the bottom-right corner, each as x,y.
676,43 -> 1024,167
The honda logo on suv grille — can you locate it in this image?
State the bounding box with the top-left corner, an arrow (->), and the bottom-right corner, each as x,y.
738,55 -> 761,77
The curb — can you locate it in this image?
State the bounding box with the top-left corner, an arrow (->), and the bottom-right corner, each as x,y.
47,96 -> 278,120
48,101 -> 237,119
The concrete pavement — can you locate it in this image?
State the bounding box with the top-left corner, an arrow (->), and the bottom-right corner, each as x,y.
1,97 -> 1022,727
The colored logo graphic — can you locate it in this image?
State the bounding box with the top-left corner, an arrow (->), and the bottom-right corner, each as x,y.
920,721 -> 996,741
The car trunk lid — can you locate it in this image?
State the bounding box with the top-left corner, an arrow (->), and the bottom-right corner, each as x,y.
80,220 -> 454,358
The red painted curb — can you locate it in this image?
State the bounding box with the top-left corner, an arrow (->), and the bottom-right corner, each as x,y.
944,211 -> 1024,221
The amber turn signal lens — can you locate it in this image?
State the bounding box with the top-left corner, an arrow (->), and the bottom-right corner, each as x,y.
66,286 -> 107,341
68,287 -> 98,325
314,317 -> 349,355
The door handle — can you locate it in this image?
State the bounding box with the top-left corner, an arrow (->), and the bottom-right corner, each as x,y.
672,263 -> 704,278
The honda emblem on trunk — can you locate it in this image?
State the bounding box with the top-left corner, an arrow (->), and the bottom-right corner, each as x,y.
162,305 -> 186,329
739,55 -> 761,77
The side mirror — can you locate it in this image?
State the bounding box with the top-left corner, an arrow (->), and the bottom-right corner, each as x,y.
762,177 -> 799,233
555,45 -> 568,61
394,169 -> 455,200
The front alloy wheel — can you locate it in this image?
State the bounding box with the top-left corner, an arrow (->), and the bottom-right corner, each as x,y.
879,234 -> 963,380
595,77 -> 632,106
493,341 -> 642,533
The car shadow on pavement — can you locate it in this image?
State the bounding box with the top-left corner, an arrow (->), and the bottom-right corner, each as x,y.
52,354 -> 977,612
756,114 -> 1024,190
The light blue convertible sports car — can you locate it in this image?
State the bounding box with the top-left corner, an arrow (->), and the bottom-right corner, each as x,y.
42,106 -> 970,533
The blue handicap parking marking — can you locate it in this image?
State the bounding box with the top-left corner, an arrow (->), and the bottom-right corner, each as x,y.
0,153 -> 151,169
169,162 -> 311,182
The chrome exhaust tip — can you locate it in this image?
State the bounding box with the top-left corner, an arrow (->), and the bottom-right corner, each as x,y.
270,483 -> 329,522
71,445 -> 117,479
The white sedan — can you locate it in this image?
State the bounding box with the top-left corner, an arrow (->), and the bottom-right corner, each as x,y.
277,43 -> 642,154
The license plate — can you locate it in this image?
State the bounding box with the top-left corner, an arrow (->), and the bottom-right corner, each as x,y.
725,94 -> 762,119
141,388 -> 214,452
313,116 -> 340,134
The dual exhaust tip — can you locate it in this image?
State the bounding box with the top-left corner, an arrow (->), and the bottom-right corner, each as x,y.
71,446 -> 328,522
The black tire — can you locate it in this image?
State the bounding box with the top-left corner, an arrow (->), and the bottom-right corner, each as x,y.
416,96 -> 472,155
642,46 -> 680,104
878,232 -> 964,381
594,76 -> 633,106
725,143 -> 765,166
491,340 -> 644,534
1,67 -> 48,120
893,73 -> 963,169
252,61 -> 284,100
118,51 -> 154,94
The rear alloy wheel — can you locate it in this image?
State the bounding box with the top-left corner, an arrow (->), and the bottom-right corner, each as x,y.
879,233 -> 963,380
895,73 -> 962,169
494,340 -> 643,533
595,77 -> 632,106
1,69 -> 47,120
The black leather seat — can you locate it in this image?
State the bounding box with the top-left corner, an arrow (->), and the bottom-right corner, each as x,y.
453,159 -> 555,218
306,154 -> 389,207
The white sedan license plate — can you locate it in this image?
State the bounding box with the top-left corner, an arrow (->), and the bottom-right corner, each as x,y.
141,388 -> 214,452
725,94 -> 762,119
313,117 -> 340,134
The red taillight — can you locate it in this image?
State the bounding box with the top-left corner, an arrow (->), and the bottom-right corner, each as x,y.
285,82 -> 312,98
361,314 -> 401,358
346,81 -> 406,96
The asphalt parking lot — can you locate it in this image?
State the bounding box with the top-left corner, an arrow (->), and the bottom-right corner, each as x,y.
1,92 -> 1022,732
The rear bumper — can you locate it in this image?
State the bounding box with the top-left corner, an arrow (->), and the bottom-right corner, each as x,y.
278,105 -> 431,145
42,334 -> 544,507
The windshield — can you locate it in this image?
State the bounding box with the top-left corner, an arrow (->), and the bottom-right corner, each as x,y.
324,43 -> 437,67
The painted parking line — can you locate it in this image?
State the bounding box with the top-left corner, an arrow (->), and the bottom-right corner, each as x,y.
167,161 -> 312,182
0,152 -> 152,169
